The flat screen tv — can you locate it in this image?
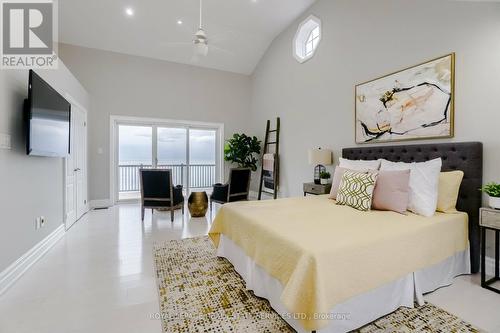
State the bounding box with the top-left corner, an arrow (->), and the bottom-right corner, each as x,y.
26,70 -> 71,157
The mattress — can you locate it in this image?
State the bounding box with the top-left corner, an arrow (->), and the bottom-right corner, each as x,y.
209,195 -> 469,331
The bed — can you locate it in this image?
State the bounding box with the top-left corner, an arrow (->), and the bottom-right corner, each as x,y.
209,142 -> 483,333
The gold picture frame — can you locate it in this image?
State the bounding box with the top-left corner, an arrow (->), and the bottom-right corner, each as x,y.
355,53 -> 455,144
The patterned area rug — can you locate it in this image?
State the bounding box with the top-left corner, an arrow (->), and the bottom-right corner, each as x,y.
153,236 -> 482,333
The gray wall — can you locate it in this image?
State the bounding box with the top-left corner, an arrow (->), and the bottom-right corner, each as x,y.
0,63 -> 89,272
58,44 -> 252,202
250,0 -> 500,197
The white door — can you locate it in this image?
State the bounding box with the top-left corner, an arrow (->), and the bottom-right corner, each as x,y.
65,118 -> 77,227
74,106 -> 88,219
65,104 -> 88,229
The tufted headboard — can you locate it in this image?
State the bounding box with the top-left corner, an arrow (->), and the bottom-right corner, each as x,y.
342,142 -> 483,273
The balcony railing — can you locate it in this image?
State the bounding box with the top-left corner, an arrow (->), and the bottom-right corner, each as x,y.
119,164 -> 216,192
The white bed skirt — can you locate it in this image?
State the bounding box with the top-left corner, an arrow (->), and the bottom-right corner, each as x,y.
217,235 -> 470,333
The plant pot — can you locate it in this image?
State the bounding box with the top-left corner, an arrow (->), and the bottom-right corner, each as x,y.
320,179 -> 329,185
488,196 -> 500,210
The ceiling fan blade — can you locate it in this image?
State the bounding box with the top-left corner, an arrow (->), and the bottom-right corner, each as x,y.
161,41 -> 193,47
191,54 -> 201,63
209,45 -> 234,56
210,30 -> 238,44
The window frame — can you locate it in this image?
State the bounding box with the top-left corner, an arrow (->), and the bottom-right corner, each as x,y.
293,15 -> 322,64
304,26 -> 320,57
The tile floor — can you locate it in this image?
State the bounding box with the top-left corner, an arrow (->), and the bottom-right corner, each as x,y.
0,203 -> 499,333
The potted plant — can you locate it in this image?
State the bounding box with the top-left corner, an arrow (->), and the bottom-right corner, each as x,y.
319,171 -> 331,185
481,182 -> 500,209
224,133 -> 261,171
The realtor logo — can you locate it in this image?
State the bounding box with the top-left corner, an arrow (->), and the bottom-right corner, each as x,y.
1,0 -> 58,69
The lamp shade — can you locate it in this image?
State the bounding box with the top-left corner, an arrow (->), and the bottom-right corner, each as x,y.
308,148 -> 333,165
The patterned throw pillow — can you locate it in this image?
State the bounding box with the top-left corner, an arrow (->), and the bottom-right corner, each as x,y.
336,170 -> 378,211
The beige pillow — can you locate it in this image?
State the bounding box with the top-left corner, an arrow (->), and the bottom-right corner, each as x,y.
372,170 -> 411,214
437,171 -> 464,213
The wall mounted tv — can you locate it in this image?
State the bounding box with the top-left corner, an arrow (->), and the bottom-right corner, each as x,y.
26,70 -> 71,157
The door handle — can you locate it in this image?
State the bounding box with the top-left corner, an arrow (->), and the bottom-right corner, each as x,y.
74,168 -> 81,172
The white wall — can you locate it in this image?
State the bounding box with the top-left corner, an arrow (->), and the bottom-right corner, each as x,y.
58,43 -> 252,202
250,0 -> 500,197
0,63 -> 89,272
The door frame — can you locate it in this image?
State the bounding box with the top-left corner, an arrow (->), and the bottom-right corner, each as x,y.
63,93 -> 89,230
109,115 -> 224,205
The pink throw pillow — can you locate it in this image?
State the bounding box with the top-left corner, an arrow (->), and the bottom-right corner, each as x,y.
372,170 -> 411,214
329,166 -> 348,200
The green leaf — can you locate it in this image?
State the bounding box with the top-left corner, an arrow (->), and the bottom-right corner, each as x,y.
320,171 -> 331,179
480,182 -> 500,198
223,133 -> 262,171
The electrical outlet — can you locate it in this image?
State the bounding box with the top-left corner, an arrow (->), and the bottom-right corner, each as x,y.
34,216 -> 46,230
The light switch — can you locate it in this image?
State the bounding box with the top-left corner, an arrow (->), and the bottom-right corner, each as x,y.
0,133 -> 11,150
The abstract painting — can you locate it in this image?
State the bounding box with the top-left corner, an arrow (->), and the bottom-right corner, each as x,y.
355,54 -> 455,143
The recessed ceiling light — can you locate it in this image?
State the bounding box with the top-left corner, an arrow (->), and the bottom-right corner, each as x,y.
177,20 -> 183,25
125,7 -> 134,16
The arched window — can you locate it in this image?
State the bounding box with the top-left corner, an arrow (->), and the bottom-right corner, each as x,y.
293,15 -> 321,63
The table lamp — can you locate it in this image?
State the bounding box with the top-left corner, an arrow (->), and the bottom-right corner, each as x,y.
308,148 -> 333,185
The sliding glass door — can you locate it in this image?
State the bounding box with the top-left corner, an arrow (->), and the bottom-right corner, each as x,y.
118,125 -> 153,201
189,129 -> 217,189
116,121 -> 221,201
157,127 -> 188,187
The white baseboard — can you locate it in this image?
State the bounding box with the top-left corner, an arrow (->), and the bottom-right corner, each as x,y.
90,199 -> 112,209
0,224 -> 65,295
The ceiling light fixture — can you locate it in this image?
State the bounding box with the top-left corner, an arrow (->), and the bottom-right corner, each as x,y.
125,7 -> 134,16
177,20 -> 183,25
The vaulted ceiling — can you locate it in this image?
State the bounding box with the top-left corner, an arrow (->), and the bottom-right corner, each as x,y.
58,0 -> 316,75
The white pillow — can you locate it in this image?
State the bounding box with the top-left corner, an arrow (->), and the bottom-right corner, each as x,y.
339,158 -> 380,171
380,158 -> 442,217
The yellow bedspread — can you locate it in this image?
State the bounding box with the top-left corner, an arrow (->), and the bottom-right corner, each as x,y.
208,195 -> 468,331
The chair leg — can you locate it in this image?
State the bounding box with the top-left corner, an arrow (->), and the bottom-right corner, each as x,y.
141,207 -> 145,221
170,209 -> 174,222
210,200 -> 212,212
182,202 -> 185,215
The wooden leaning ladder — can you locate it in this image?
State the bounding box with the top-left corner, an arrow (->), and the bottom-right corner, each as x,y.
258,117 -> 280,200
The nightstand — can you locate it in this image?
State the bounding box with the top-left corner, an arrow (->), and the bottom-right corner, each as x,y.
303,182 -> 332,196
480,207 -> 500,294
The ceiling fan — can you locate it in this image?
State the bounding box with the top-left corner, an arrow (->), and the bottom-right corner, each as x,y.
164,0 -> 232,61
193,0 -> 209,57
